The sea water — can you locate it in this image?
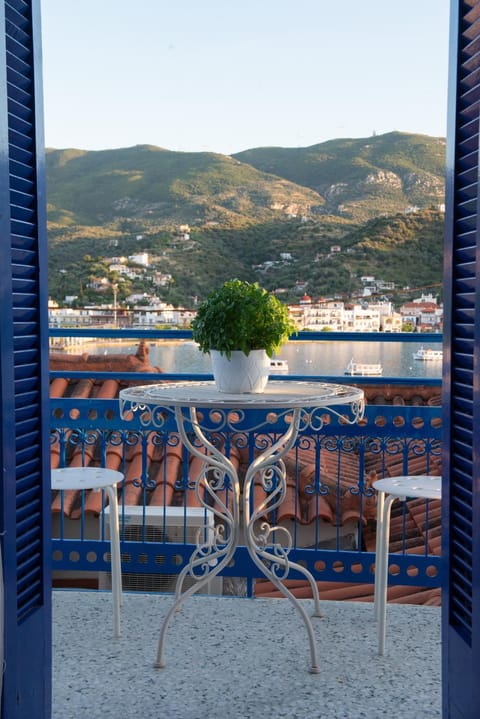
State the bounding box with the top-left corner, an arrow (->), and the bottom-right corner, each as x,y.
84,339 -> 443,379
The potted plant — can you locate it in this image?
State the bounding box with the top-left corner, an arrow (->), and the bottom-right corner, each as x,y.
191,279 -> 296,393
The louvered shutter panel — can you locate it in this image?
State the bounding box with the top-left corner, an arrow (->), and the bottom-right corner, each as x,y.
443,1 -> 480,717
0,1 -> 51,717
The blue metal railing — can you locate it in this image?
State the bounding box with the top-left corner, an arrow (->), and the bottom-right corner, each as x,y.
49,328 -> 443,596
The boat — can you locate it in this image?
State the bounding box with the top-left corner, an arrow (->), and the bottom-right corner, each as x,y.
344,358 -> 383,376
413,347 -> 443,361
269,358 -> 289,373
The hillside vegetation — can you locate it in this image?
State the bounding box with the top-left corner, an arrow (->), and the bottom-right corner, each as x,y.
46,132 -> 446,307
233,131 -> 445,222
46,145 -> 323,228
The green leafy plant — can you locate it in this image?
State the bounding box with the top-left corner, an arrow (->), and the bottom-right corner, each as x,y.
191,279 -> 296,359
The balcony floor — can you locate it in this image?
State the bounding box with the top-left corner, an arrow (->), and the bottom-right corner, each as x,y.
53,589 -> 441,719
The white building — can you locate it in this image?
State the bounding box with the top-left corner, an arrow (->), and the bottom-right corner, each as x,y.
343,305 -> 381,332
300,301 -> 344,331
132,303 -> 196,328
128,252 -> 149,267
291,300 -> 388,332
412,293 -> 438,305
109,263 -> 142,279
365,301 -> 395,318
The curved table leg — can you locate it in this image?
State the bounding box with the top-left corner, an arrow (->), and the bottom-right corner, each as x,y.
155,407 -> 240,669
154,536 -> 237,668
243,409 -> 321,673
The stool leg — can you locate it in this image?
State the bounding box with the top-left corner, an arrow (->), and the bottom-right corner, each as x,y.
106,485 -> 122,638
376,495 -> 395,656
373,490 -> 385,621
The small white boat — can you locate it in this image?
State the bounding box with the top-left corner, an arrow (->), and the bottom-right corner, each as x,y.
413,347 -> 443,361
269,358 -> 289,373
344,358 -> 383,376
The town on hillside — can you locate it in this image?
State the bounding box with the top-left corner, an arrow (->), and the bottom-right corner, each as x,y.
49,248 -> 443,336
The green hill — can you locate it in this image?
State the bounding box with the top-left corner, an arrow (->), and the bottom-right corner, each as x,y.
46,144 -> 323,228
45,132 -> 446,307
233,131 -> 445,222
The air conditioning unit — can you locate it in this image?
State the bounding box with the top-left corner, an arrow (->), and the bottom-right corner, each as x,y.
99,505 -> 222,595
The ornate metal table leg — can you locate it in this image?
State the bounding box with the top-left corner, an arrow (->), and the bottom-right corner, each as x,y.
243,408 -> 321,674
155,406 -> 240,669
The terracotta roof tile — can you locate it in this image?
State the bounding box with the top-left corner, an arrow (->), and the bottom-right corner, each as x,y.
149,442 -> 183,507
50,342 -> 443,606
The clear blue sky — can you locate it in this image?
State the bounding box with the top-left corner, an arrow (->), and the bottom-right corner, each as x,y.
41,0 -> 450,154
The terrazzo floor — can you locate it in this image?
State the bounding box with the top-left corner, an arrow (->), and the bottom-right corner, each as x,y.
53,590 -> 441,719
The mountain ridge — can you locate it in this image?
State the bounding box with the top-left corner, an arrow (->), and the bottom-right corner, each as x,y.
45,131 -> 446,306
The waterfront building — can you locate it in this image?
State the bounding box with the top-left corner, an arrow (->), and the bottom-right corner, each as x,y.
399,299 -> 443,332
380,312 -> 403,332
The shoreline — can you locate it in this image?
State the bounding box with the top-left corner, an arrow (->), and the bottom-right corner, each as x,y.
50,338 -> 191,352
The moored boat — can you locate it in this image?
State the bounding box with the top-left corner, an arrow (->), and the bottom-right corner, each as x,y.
344,358 -> 383,376
413,347 -> 443,361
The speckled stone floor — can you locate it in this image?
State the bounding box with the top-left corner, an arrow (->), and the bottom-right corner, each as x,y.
52,590 -> 441,719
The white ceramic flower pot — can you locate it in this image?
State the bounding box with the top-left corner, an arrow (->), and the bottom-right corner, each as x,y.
210,349 -> 270,393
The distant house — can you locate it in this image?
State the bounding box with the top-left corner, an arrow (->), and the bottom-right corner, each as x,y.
412,292 -> 438,304
88,277 -> 110,291
128,252 -> 149,267
376,280 -> 395,291
399,299 -> 443,330
380,313 -> 403,332
109,263 -> 142,279
152,272 -> 173,287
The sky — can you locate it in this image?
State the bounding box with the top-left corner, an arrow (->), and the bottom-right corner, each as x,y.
40,0 -> 451,155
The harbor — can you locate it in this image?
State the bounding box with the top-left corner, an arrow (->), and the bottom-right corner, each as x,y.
51,338 -> 443,379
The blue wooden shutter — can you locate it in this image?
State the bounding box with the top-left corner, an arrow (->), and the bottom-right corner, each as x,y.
443,1 -> 480,717
0,1 -> 51,717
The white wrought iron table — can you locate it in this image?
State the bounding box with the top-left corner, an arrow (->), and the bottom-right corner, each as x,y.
119,380 -> 364,673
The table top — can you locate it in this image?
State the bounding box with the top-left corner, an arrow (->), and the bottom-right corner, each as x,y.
373,475 -> 442,500
119,380 -> 364,410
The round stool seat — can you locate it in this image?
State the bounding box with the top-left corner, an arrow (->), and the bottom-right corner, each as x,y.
373,475 -> 441,501
52,467 -> 124,491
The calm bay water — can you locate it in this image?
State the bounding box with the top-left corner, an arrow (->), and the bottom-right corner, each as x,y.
87,340 -> 443,379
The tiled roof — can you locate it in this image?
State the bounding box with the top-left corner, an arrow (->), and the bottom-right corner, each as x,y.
256,494 -> 442,606
50,341 -> 442,605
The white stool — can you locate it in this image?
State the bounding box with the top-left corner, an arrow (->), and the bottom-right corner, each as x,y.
372,475 -> 442,655
51,467 -> 124,638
